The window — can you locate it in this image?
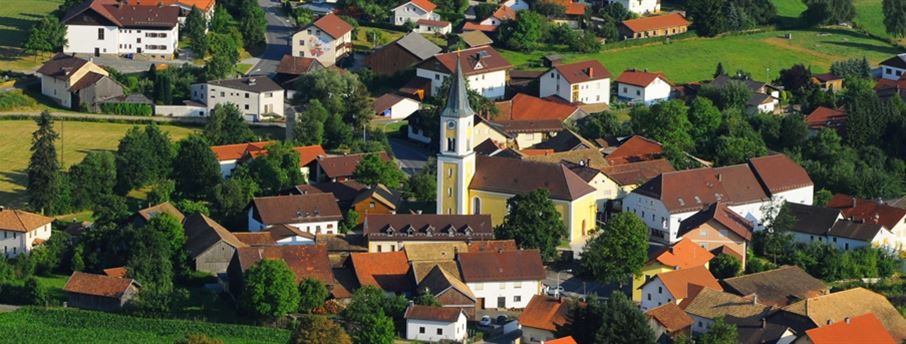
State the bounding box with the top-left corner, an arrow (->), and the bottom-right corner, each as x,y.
377,245 -> 382,252
369,201 -> 375,208
447,168 -> 452,177
647,293 -> 651,301
447,138 -> 455,152
513,281 -> 521,288
436,328 -> 443,335
658,286 -> 662,294
435,74 -> 440,80
97,28 -> 105,40
419,327 -> 425,334
245,93 -> 249,98
514,295 -> 521,302
244,104 -> 250,110
264,92 -> 273,98
220,92 -> 225,97
473,197 -> 481,215
636,90 -> 641,96
447,188 -> 452,197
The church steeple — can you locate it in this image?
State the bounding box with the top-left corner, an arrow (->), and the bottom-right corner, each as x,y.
440,55 -> 475,118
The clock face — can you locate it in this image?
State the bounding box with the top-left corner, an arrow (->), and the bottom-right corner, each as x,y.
447,120 -> 456,129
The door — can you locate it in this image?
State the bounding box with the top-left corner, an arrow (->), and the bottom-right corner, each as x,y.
94,48 -> 100,57
137,47 -> 142,54
477,298 -> 484,310
496,297 -> 505,309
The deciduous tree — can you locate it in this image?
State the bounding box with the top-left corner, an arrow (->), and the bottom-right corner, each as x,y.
580,212 -> 648,285
710,254 -> 742,279
289,315 -> 352,344
700,317 -> 737,344
495,189 -> 567,260
172,136 -> 221,199
298,277 -> 328,313
352,153 -> 406,188
203,103 -> 256,145
240,259 -> 300,320
68,151 -> 116,210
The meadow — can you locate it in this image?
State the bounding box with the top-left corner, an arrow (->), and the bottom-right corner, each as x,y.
0,0 -> 64,71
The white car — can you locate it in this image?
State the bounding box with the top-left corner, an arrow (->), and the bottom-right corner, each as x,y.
546,285 -> 565,297
479,315 -> 492,327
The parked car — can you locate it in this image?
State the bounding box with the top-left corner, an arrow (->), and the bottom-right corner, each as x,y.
479,315 -> 492,327
496,315 -> 509,324
546,285 -> 565,297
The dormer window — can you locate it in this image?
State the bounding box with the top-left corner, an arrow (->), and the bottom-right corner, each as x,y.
426,226 -> 434,236
464,226 -> 473,236
405,225 -> 416,235
448,226 -> 456,236
386,225 -> 395,235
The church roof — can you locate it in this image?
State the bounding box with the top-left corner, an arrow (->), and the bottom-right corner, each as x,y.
470,156 -> 595,201
440,55 -> 475,119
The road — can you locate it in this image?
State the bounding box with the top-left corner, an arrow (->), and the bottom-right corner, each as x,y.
248,0 -> 296,76
389,137 -> 430,175
543,266 -> 631,299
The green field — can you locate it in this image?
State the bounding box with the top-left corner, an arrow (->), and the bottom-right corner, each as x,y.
501,27 -> 900,84
853,0 -> 892,40
35,274 -> 70,303
0,0 -> 64,71
0,119 -> 197,208
0,307 -> 290,343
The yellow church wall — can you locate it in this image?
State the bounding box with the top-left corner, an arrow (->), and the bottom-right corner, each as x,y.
441,162 -> 459,215
470,189 -> 596,246
469,190 -> 510,227
566,194 -> 597,244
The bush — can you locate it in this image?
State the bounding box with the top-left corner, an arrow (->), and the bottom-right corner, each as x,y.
0,90 -> 37,111
99,102 -> 153,116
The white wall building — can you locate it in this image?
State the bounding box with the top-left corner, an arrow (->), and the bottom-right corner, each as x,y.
374,93 -> 421,120
609,0 -> 660,15
291,13 -> 353,67
191,77 -> 285,121
639,266 -> 720,312
539,60 -> 612,104
404,305 -> 468,342
615,69 -> 673,104
0,208 -> 53,259
503,0 -> 530,11
458,250 -> 545,309
62,0 -> 179,58
880,54 -> 906,81
247,194 -> 342,235
392,0 -> 440,26
416,46 -> 512,100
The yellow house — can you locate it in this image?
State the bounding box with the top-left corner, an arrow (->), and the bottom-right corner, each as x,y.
632,237 -> 714,302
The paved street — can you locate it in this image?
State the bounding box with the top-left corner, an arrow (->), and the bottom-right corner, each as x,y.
389,137 -> 430,175
248,0 -> 295,76
543,265 -> 631,299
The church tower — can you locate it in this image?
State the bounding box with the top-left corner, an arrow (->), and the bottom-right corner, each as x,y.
436,56 -> 476,215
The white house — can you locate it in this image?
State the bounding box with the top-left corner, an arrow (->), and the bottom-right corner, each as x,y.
0,208 -> 53,259
623,154 -> 813,243
539,60 -> 612,104
880,53 -> 906,81
291,13 -> 353,67
263,224 -> 316,246
828,194 -> 906,251
608,0 -> 660,15
392,0 -> 440,26
191,76 -> 285,121
209,141 -> 272,178
457,250 -> 545,309
503,0 -> 530,11
615,69 -> 673,104
247,194 -> 342,235
404,304 -> 468,342
416,46 -> 513,99
479,5 -> 516,27
374,93 -> 421,120
639,266 -> 721,311
786,202 -> 899,252
35,53 -> 124,111
414,19 -> 452,35
62,0 -> 179,58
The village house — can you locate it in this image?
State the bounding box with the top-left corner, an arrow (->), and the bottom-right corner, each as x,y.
459,30 -> 494,48
880,53 -> 906,81
477,5 -> 517,28
619,12 -> 688,39
811,73 -> 844,92
295,180 -> 367,213
609,0 -> 660,14
350,251 -> 416,295
62,0 -> 180,58
780,287 -> 906,341
542,0 -> 587,28
681,287 -> 772,334
708,75 -> 781,114
366,32 -> 442,76
183,213 -> 247,275
803,313 -> 897,344
721,265 -> 828,307
314,152 -> 391,182
645,303 -> 693,342
363,214 -> 493,252
0,207 -> 53,259
519,295 -> 570,343
785,202 -> 899,251
677,202 -> 753,267
374,93 -> 421,120
417,264 -> 478,318
130,201 -> 185,226
392,0 -> 441,26
191,76 -> 285,121
404,304 -> 469,342
457,249 -> 545,309
247,193 -> 343,235
291,13 -> 353,67
624,154 -> 813,243
273,55 -> 324,94
539,60 -> 612,105
348,184 -> 402,224
494,93 -> 588,148
805,106 -> 847,136
227,245 -> 334,295
63,271 -> 140,312
615,69 -> 673,104
36,54 -> 125,111
828,194 -> 906,250
416,46 -> 512,99
632,237 -> 714,302
639,265 -> 721,311
414,19 -> 452,34
209,141 -> 272,178
127,0 -> 216,23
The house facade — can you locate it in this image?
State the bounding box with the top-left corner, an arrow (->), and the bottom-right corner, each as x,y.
184,213 -> 247,275
615,69 -> 673,104
210,141 -> 272,178
609,0 -> 660,14
880,53 -> 906,81
363,214 -> 493,252
539,60 -> 612,104
416,46 -> 512,99
639,265 -> 721,311
291,13 -> 353,67
404,305 -> 469,342
0,208 -> 53,259
619,12 -> 688,39
631,238 -> 714,302
458,250 -> 545,309
63,0 -> 179,58
36,54 -> 124,111
828,194 -> 906,251
63,272 -> 140,312
392,0 -> 440,26
374,93 -> 421,120
365,32 -> 442,76
191,77 -> 285,121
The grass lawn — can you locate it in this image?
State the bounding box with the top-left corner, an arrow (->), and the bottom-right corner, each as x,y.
0,307 -> 290,343
0,0 -> 64,71
0,119 -> 197,208
35,274 -> 70,303
500,27 -> 900,84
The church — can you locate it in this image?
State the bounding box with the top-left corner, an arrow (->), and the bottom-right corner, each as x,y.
435,57 -> 598,251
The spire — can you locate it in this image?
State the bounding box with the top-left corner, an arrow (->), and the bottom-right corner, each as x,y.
440,54 -> 476,118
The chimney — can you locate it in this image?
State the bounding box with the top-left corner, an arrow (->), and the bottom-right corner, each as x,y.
248,78 -> 256,86
852,197 -> 856,208
587,67 -> 593,78
717,173 -> 723,182
761,318 -> 766,329
752,293 -> 758,305
845,317 -> 851,324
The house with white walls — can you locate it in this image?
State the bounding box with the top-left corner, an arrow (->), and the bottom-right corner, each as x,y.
374,93 -> 421,120
404,305 -> 468,342
0,208 -> 53,259
828,194 -> 906,251
392,0 -> 441,26
539,60 -> 612,104
416,46 -> 512,99
457,250 -> 545,309
503,0 -> 530,11
62,0 -> 179,58
623,154 -> 813,243
615,69 -> 673,104
479,5 -> 517,27
608,0 -> 660,14
880,53 -> 906,81
639,266 -> 721,311
247,194 -> 342,235
291,13 -> 353,66
786,202 -> 900,252
36,54 -> 124,111
191,76 -> 285,121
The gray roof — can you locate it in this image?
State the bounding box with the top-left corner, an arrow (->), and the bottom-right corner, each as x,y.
828,221 -> 886,241
395,33 -> 442,61
440,56 -> 475,119
786,202 -> 841,236
207,76 -> 283,93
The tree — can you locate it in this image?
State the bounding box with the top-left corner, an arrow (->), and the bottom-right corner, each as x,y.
241,142 -> 303,195
92,194 -> 130,225
68,151 -> 116,210
23,16 -> 67,57
714,136 -> 768,166
686,0 -> 727,36
630,100 -> 694,153
559,294 -> 655,344
884,0 -> 906,37
534,1 -> 566,17
802,0 -> 856,25
473,3 -> 498,20
115,126 -> 173,194
175,334 -> 223,344
203,103 -> 256,145
293,69 -> 373,136
406,159 -> 436,201
126,224 -> 178,313
185,6 -> 209,56
238,0 -> 267,49
778,64 -> 813,96
148,179 -> 176,205
212,176 -> 258,224
414,292 -> 441,307
830,57 -> 872,79
240,259 -> 301,320
27,111 -> 60,214
495,189 -> 568,260
298,278 -> 328,313
687,97 -> 722,151
710,254 -> 742,279
700,317 -> 737,344
25,277 -> 47,305
294,100 -> 328,146
289,315 -> 353,344
206,53 -> 233,80
352,153 -> 406,188
352,313 -> 394,344
342,286 -> 404,343
71,244 -> 85,272
714,62 -> 726,78
340,210 -> 359,234
755,202 -> 794,264
578,111 -> 629,140
580,212 -> 648,285
172,136 -> 221,199
698,81 -> 753,110
499,10 -> 546,51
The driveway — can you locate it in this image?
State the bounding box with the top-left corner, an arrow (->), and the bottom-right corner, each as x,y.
248,0 -> 295,76
389,137 -> 430,176
543,265 -> 631,300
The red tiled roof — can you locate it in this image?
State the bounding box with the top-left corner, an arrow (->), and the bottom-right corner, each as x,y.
635,164 -> 770,213
457,249 -> 545,283
678,202 -> 753,241
232,232 -> 277,246
495,93 -> 580,122
806,106 -> 847,130
542,0 -> 586,16
747,154 -> 814,194
63,0 -> 180,28
600,158 -> 674,186
276,55 -> 322,75
235,245 -> 333,285
251,194 -> 343,225
350,251 -> 414,293
645,303 -> 693,333
245,144 -> 326,167
415,18 -> 450,27
210,141 -> 272,161
806,313 -> 897,344
828,194 -> 906,230
127,0 -> 215,11
649,265 -> 721,300
651,237 -> 714,269
404,304 -> 463,322
462,22 -> 498,32
606,135 -> 663,165
0,208 -> 52,233
419,46 -> 512,75
103,267 -> 128,279
545,337 -> 578,344
311,13 -> 353,39
492,5 -> 517,20
616,69 -> 673,87
621,13 -> 689,33
63,272 -> 138,299
812,73 -> 843,82
406,0 -> 437,12
552,60 -> 612,84
466,239 -> 518,252
518,295 -> 569,331
317,152 -> 391,179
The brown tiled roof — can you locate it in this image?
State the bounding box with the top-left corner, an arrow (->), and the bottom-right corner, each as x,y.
457,249 -> 545,283
606,135 -> 663,165
747,154 -> 814,195
63,0 -> 180,28
405,304 -> 463,322
812,73 -> 843,83
136,202 -> 185,223
363,214 -> 493,242
880,54 -> 906,69
783,288 -> 906,341
722,266 -> 828,307
518,295 -> 569,331
317,152 -> 391,179
616,69 -> 673,87
250,194 -> 343,225
621,12 -> 688,33
806,313 -> 897,344
678,202 -> 754,241
183,213 -> 247,258
403,242 -> 469,262
648,265 -> 721,300
316,234 -> 368,252
680,287 -> 771,320
68,72 -> 106,92
276,55 -> 323,75
600,158 -> 674,186
235,245 -> 333,285
418,46 -> 512,76
634,163 -> 772,214
412,261 -> 461,284
374,93 -> 410,113
352,184 -> 401,210
296,181 -> 367,210
0,208 -> 52,233
103,267 -> 128,279
210,141 -> 272,161
350,251 -> 414,293
416,18 -> 449,27
63,272 -> 138,299
495,93 -> 581,121
466,239 -> 518,252
417,265 -> 475,300
265,224 -> 316,241
645,303 -> 693,333
827,194 -> 906,230
498,119 -> 564,133
471,156 -> 596,201
649,237 -> 714,269
310,13 -> 353,39
551,60 -> 612,84
459,30 -> 493,47
233,232 -> 277,246
462,22 -> 498,32
805,107 -> 846,131
491,5 -> 517,20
